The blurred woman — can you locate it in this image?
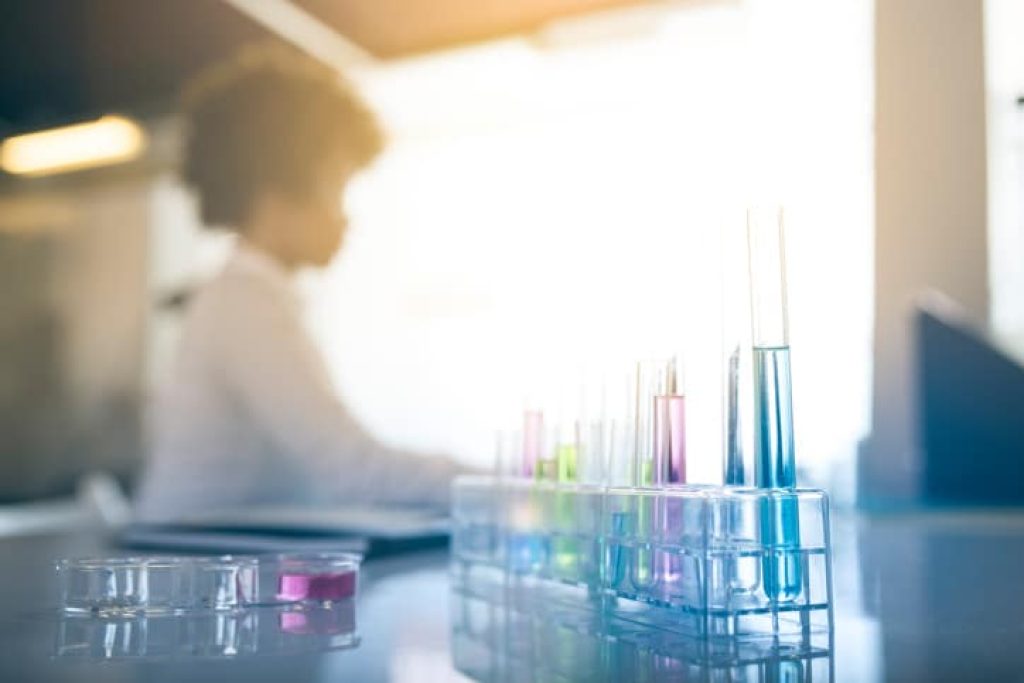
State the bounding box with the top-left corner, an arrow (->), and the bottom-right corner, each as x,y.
135,48 -> 462,521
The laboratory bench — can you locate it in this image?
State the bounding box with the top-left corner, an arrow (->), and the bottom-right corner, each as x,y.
1,510 -> 1024,682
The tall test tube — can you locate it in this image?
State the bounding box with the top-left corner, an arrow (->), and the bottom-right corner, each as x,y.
746,207 -> 801,601
747,208 -> 796,489
721,217 -> 754,487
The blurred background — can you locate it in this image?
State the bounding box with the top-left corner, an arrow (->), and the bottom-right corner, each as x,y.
0,0 -> 1019,511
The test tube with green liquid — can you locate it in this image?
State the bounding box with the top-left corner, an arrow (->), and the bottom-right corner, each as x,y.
630,360 -> 673,595
549,402 -> 579,580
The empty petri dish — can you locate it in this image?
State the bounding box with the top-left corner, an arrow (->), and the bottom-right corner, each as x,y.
182,556 -> 258,611
260,553 -> 361,605
57,558 -> 149,616
57,556 -> 259,615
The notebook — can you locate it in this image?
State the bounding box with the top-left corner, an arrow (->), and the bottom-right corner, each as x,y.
117,503 -> 449,557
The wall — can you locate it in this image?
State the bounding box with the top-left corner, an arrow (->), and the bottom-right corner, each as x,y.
862,0 -> 988,503
0,176 -> 150,500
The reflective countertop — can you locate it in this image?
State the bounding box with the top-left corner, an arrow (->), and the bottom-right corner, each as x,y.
1,511 -> 1023,682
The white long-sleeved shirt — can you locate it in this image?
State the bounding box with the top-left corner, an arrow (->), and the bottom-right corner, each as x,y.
135,243 -> 460,521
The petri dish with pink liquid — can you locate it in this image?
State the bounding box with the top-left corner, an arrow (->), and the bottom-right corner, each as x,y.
259,552 -> 361,605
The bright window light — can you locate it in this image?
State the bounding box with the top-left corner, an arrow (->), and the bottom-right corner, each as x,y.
985,0 -> 1024,347
1,115 -> 146,177
298,0 -> 873,497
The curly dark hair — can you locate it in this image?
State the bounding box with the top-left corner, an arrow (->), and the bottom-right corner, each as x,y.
181,46 -> 384,229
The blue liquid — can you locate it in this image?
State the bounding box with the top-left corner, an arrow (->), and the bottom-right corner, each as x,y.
509,533 -> 548,573
753,346 -> 795,488
606,512 -> 631,592
724,346 -> 747,485
753,346 -> 801,602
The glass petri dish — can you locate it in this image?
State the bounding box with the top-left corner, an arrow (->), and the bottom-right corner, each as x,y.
259,553 -> 361,605
57,557 -> 149,616
182,556 -> 259,611
57,556 -> 259,615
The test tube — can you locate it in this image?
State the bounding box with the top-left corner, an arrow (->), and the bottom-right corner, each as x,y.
552,421 -> 578,484
522,408 -> 544,479
632,360 -> 661,487
605,367 -> 637,489
724,345 -> 748,485
653,357 -> 687,486
545,384 -> 581,579
602,366 -> 636,591
631,360 -> 669,594
649,358 -> 688,602
634,358 -> 687,487
747,208 -> 796,489
495,427 -> 525,481
511,404 -> 551,574
576,369 -> 609,487
746,206 -> 801,602
721,215 -> 755,487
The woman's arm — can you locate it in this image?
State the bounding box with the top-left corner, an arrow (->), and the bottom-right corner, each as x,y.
218,279 -> 463,507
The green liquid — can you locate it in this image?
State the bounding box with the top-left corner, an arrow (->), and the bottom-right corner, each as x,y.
552,444 -> 578,580
636,458 -> 653,487
556,444 -> 577,483
535,458 -> 558,482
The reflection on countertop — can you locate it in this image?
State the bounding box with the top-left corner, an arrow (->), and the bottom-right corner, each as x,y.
54,601 -> 358,660
3,512 -> 1024,681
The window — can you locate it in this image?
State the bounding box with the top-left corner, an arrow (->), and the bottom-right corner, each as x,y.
985,0 -> 1024,349
299,0 -> 872,494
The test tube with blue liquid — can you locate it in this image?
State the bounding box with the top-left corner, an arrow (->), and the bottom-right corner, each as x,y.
505,408 -> 548,573
746,206 -> 801,602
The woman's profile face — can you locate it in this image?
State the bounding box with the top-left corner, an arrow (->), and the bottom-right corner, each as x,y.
287,162 -> 354,268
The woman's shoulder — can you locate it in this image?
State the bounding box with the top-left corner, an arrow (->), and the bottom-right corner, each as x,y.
190,265 -> 297,324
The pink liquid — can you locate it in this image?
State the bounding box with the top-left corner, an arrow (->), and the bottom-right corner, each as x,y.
522,410 -> 544,478
278,604 -> 356,635
653,395 -> 686,484
277,571 -> 356,602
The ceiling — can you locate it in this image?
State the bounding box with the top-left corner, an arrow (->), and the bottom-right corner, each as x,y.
0,0 -> 644,137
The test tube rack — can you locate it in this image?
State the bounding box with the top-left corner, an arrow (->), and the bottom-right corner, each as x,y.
451,476 -> 833,659
452,577 -> 832,682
